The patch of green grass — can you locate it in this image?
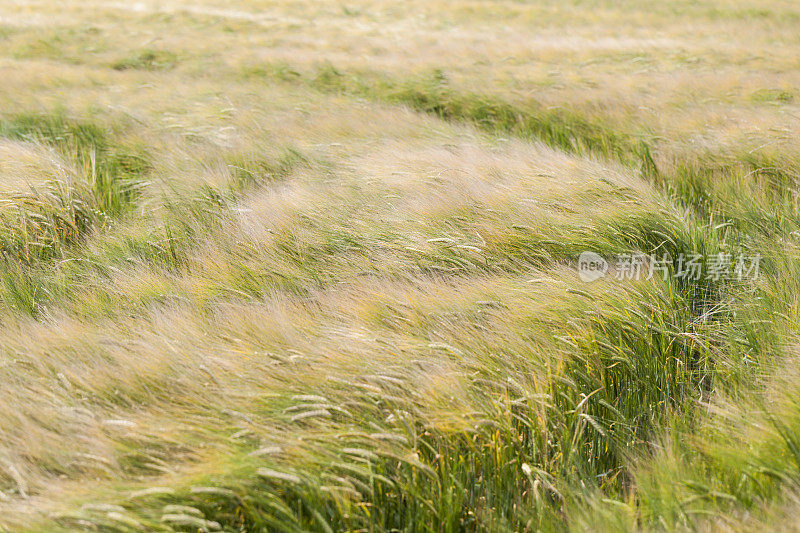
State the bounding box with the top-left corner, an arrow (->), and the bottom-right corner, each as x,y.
226,147 -> 311,191
111,49 -> 178,71
0,180 -> 97,265
9,27 -> 103,63
0,112 -> 149,265
12,33 -> 66,61
0,261 -> 45,316
240,62 -> 302,82
750,87 -> 794,105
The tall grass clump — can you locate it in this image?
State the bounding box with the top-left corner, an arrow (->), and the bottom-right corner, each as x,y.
0,112 -> 148,262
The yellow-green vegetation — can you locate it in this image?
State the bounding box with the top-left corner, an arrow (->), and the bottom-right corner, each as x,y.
0,0 -> 798,531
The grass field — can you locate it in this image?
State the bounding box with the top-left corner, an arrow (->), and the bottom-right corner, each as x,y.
0,0 -> 799,531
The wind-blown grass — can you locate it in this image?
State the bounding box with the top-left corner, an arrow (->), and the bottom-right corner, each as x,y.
0,113 -> 148,264
0,0 -> 799,531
